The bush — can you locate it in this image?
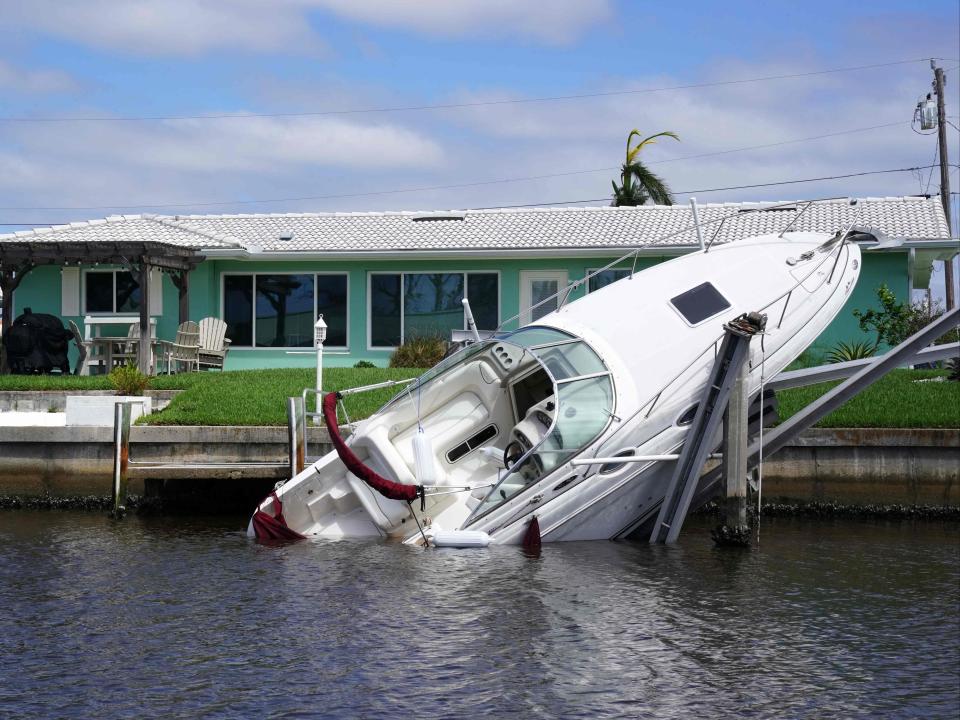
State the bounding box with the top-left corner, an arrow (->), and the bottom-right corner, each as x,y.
826,340 -> 877,364
854,284 -> 958,348
353,360 -> 377,369
108,363 -> 150,396
389,336 -> 448,368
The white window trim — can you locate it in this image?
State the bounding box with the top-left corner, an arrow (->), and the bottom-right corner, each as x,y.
367,270 -> 501,351
82,268 -> 141,316
584,267 -> 633,294
219,271 -> 350,350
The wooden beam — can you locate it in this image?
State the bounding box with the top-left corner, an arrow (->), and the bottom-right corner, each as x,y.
171,269 -> 190,325
137,262 -> 151,374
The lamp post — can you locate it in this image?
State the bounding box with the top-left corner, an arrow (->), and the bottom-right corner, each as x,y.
314,315 -> 327,417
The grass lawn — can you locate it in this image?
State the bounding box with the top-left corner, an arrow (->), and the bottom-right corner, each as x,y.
0,373 -> 201,391
777,369 -> 959,428
141,367 -> 422,426
2,367 -> 956,428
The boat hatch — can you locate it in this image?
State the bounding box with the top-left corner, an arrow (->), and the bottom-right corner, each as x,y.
465,327 -> 615,524
669,282 -> 731,325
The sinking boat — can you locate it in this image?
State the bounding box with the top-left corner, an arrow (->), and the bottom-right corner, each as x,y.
249,219 -> 862,545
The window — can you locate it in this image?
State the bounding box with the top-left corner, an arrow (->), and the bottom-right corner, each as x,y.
369,272 -> 499,348
587,268 -> 631,293
222,273 -> 348,348
670,282 -> 731,325
84,270 -> 141,313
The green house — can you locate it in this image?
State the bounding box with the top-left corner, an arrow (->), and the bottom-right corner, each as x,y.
0,197 -> 954,370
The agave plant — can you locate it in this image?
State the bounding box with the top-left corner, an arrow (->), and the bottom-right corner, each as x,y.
827,340 -> 877,364
611,130 -> 679,207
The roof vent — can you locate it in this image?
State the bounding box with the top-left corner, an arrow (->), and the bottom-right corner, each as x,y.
279,231 -> 295,241
412,214 -> 465,222
740,205 -> 797,214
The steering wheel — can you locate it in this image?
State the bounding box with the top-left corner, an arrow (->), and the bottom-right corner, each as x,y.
503,440 -> 526,469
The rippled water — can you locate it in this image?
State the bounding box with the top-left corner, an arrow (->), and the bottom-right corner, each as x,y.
1,513 -> 957,719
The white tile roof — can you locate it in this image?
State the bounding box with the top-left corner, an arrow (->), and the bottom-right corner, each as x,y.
0,197 -> 950,255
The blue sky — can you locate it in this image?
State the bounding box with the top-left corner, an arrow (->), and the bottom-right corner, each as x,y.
1,0 -> 958,298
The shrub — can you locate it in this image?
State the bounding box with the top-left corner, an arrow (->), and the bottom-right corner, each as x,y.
854,284 -> 958,348
108,363 -> 150,396
389,336 -> 448,368
826,340 -> 877,364
948,358 -> 960,382
353,360 -> 377,369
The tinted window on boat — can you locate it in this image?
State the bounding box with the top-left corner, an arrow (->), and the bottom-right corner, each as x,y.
670,282 -> 731,325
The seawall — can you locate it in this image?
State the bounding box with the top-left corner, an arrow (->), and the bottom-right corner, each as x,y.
0,425 -> 956,508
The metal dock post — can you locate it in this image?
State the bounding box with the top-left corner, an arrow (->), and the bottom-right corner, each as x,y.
650,312 -> 766,544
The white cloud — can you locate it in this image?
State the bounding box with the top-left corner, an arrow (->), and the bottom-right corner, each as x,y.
0,59 -> 78,94
1,0 -> 323,57
0,115 -> 444,209
312,0 -> 612,44
1,0 -> 611,57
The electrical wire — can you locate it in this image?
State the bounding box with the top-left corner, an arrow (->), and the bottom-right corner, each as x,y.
0,58 -> 938,124
0,129 -> 922,213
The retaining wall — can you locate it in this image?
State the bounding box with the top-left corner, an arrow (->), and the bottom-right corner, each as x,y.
0,425 -> 956,506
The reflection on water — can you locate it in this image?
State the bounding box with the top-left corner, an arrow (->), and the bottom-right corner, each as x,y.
0,514 -> 957,719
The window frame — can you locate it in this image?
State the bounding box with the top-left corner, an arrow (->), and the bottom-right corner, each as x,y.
584,267 -> 633,294
366,270 -> 501,351
219,271 -> 350,350
82,268 -> 141,315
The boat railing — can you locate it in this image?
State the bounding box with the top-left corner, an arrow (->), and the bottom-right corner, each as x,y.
593,221 -> 860,457
498,196 -> 856,332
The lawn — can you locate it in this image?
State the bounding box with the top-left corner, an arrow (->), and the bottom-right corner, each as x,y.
776,369 -> 959,428
141,367 -> 422,426
1,367 -> 956,428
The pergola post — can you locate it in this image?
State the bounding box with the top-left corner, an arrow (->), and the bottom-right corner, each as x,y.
172,269 -> 190,325
137,261 -> 152,375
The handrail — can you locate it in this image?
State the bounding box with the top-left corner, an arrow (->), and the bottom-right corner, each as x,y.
495,196 -> 858,332
594,231 -> 855,457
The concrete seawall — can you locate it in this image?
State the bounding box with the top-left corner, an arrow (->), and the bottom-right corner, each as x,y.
0,425 -> 956,506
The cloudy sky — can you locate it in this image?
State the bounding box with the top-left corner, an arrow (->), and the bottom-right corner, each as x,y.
1,0 -> 958,293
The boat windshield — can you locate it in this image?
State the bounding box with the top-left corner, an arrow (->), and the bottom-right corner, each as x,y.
465,326 -> 615,525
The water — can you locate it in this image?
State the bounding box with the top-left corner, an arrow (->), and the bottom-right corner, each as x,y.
1,513 -> 957,719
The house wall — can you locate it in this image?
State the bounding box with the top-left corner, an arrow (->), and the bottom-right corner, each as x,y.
8,250 -> 910,370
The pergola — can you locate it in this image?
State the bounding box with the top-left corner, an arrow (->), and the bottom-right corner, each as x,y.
0,240 -> 204,374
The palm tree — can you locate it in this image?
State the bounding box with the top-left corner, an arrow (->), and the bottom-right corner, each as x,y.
611,129 -> 679,207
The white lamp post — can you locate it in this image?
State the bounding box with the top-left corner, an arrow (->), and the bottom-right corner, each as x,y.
314,315 -> 327,417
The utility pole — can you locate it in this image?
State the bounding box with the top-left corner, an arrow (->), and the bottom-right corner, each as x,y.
933,61 -> 955,310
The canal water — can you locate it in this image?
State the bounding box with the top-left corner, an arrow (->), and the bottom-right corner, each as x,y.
1,513 -> 957,719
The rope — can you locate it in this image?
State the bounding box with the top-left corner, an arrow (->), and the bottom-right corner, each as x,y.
407,500 -> 430,548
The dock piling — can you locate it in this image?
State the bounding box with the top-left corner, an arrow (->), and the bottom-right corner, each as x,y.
714,359 -> 751,547
111,401 -> 133,518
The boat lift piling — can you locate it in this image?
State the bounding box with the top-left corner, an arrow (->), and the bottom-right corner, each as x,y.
650,312 -> 766,544
713,358 -> 751,547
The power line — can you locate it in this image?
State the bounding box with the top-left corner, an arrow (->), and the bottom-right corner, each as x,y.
0,58 -> 938,124
3,166 -> 947,222
0,121 -> 914,212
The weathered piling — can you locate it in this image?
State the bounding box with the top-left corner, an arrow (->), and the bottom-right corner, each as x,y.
713,359 -> 751,547
111,401 -> 133,518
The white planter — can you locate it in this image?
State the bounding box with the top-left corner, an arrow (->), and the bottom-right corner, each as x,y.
65,395 -> 153,427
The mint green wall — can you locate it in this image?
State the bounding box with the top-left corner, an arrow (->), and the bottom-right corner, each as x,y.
8,251 -> 907,371
210,256 -> 664,369
804,251 -> 910,360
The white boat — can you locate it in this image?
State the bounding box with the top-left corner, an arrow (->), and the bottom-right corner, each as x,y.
249,223 -> 862,545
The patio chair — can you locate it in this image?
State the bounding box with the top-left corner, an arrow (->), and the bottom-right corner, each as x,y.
160,321 -> 200,374
109,324 -> 141,370
66,320 -> 90,375
197,317 -> 232,371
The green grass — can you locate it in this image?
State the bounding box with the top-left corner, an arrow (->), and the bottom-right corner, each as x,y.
0,373 -> 202,391
777,369 -> 960,428
141,367 -> 423,426
3,367 -> 955,428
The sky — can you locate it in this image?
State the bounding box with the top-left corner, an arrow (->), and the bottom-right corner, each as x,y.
0,0 -> 958,297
